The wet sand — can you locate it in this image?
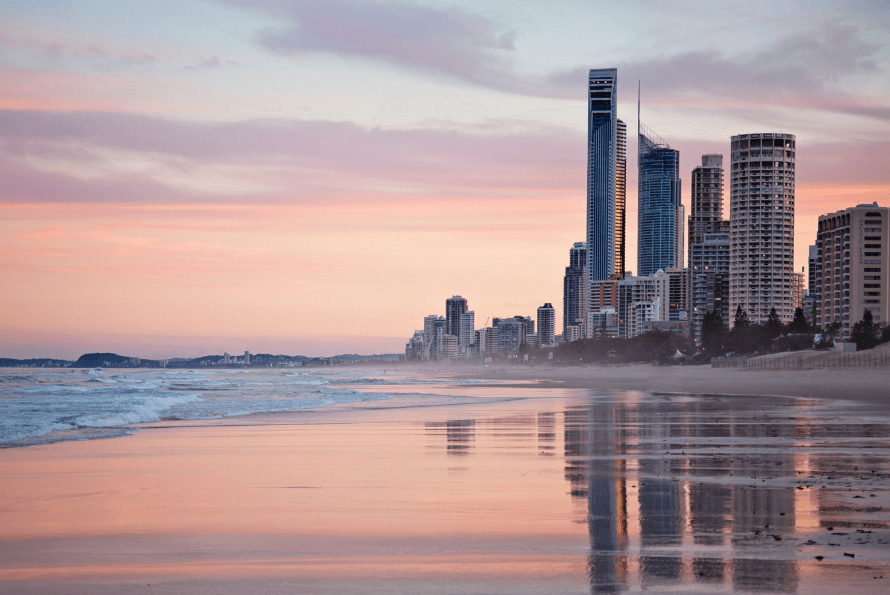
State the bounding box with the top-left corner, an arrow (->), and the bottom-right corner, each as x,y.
2,382 -> 890,594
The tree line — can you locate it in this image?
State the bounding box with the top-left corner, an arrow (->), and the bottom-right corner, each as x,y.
545,305 -> 890,366
701,306 -> 890,357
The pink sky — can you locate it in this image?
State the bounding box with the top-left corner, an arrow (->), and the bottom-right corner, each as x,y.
1,1 -> 888,358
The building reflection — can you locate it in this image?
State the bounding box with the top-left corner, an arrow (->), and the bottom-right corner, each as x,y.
561,396 -> 813,594
424,419 -> 475,456
636,399 -> 685,584
730,419 -> 798,593
564,401 -> 629,593
688,401 -> 732,583
537,412 -> 557,457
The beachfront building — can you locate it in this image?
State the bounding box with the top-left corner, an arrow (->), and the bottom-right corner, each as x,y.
476,326 -> 498,356
436,333 -> 459,360
564,241 -> 587,336
814,203 -> 889,339
665,267 -> 689,321
808,245 -> 818,296
586,69 -> 627,287
423,315 -> 438,351
688,155 -> 727,263
729,132 -> 796,325
496,318 -> 525,357
638,120 -> 682,277
405,330 -> 425,360
690,233 -> 730,342
564,324 -> 586,342
687,154 -> 729,342
445,296 -> 468,338
586,307 -> 619,338
459,311 -> 475,355
792,272 -> 804,313
537,303 -> 555,347
430,317 -> 447,359
616,272 -> 671,338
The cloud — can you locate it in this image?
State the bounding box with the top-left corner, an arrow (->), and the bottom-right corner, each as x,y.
218,0 -> 529,92
554,24 -> 889,121
219,2 -> 888,121
181,55 -> 238,70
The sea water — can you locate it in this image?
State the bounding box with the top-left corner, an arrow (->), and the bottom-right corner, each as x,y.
0,367 -> 444,448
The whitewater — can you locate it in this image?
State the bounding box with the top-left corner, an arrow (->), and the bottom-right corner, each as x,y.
0,367 -> 456,448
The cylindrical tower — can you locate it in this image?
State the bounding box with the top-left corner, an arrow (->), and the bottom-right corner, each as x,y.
729,133 -> 796,325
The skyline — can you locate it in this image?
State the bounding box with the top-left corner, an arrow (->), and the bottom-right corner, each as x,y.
2,1 -> 889,359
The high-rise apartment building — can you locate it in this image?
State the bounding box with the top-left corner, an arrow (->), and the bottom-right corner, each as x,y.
423,315 -> 438,349
676,204 -> 685,269
638,122 -> 681,277
431,317 -> 447,359
587,68 -> 620,284
665,267 -> 689,321
563,242 -> 587,334
815,203 -> 889,338
537,303 -> 555,347
688,155 -> 727,263
459,310 -> 475,352
729,133 -> 796,325
445,295 -> 468,338
690,233 -> 730,341
497,318 -> 525,357
808,245 -> 818,297
688,154 -> 730,341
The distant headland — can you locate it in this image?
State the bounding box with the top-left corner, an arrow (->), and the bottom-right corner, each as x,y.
0,352 -> 402,369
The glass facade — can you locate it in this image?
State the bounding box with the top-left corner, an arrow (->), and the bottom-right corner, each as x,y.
637,125 -> 681,277
587,69 -> 618,283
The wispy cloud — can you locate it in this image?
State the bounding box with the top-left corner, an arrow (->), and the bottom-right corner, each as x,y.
220,1 -> 889,121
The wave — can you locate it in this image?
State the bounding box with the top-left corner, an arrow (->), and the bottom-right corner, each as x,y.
73,393 -> 203,428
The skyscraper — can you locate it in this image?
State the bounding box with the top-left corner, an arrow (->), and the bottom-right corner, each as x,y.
688,155 -> 727,263
537,303 -> 555,347
445,295 -> 467,338
729,133 -> 796,325
563,242 -> 587,334
638,119 -> 681,277
688,154 -> 730,341
587,68 -> 619,284
459,310 -> 475,352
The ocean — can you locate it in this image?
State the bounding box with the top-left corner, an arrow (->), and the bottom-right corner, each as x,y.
0,367 -> 460,448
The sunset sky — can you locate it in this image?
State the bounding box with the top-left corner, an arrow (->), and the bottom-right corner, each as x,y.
2,0 -> 889,359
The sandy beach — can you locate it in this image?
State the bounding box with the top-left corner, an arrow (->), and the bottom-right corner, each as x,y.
2,367 -> 890,594
439,360 -> 890,407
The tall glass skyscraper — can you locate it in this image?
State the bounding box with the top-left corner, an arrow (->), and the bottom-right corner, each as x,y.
637,122 -> 681,277
587,69 -> 619,283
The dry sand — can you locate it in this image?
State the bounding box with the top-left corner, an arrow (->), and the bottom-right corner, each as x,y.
431,358 -> 890,408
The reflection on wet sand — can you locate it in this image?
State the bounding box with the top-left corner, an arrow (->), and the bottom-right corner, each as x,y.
556,394 -> 889,594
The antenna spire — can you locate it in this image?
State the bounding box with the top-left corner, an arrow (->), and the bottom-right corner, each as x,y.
637,81 -> 641,136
